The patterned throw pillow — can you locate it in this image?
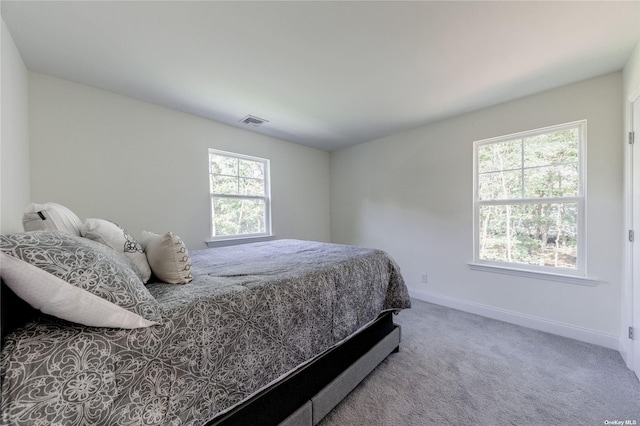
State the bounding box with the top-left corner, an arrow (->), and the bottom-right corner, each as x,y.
0,231 -> 162,328
81,218 -> 152,283
140,231 -> 193,284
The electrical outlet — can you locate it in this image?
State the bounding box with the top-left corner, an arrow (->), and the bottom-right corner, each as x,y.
420,273 -> 428,284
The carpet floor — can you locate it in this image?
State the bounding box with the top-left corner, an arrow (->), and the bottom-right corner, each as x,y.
320,299 -> 640,426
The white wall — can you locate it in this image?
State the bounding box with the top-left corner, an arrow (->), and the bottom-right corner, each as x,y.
331,72 -> 624,347
1,18 -> 30,234
28,73 -> 331,249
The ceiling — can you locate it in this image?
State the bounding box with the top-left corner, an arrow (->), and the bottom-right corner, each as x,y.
3,1 -> 640,151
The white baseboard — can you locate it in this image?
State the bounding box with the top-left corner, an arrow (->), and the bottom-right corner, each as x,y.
408,287 -> 620,350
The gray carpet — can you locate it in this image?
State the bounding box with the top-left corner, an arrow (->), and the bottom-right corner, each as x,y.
320,299 -> 640,425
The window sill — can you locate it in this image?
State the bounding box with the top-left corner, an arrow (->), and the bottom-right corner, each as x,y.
467,263 -> 599,287
206,235 -> 275,248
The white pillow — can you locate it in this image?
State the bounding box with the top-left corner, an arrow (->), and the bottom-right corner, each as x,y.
22,202 -> 83,236
140,231 -> 193,284
0,231 -> 162,328
81,218 -> 152,283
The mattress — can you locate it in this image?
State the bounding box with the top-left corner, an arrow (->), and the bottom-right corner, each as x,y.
1,239 -> 410,425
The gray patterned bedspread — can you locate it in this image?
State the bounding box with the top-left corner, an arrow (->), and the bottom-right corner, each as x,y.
1,239 -> 410,425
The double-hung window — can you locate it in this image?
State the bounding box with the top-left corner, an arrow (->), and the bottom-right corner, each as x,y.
208,149 -> 271,241
472,121 -> 586,278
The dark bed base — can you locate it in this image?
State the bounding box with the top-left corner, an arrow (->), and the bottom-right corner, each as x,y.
208,312 -> 399,426
1,281 -> 40,347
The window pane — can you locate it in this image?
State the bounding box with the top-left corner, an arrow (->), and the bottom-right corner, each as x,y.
524,164 -> 578,198
211,175 -> 238,195
478,139 -> 521,173
211,155 -> 238,176
478,170 -> 522,200
239,177 -> 264,196
212,197 -> 265,236
523,129 -> 578,167
479,203 -> 578,269
239,159 -> 264,179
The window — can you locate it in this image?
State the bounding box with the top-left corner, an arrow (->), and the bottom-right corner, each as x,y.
208,149 -> 271,241
472,121 -> 586,277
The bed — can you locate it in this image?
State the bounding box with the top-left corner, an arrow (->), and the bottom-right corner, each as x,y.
0,231 -> 410,426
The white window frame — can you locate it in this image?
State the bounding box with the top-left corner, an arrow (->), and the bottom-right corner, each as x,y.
207,149 -> 272,246
469,120 -> 597,286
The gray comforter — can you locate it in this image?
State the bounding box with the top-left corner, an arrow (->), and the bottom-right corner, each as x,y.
1,239 -> 410,425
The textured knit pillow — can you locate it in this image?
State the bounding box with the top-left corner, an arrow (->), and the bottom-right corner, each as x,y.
140,231 -> 193,284
0,231 -> 162,328
22,202 -> 83,236
81,218 -> 152,283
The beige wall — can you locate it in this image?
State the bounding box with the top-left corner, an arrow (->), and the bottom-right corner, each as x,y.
1,18 -> 30,234
331,72 -> 624,347
28,73 -> 331,249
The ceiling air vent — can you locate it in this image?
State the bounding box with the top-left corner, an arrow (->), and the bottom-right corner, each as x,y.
240,115 -> 269,128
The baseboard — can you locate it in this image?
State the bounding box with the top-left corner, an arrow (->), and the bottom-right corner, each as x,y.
408,288 -> 620,350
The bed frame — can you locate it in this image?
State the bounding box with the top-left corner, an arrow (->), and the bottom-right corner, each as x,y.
1,282 -> 38,344
1,283 -> 401,426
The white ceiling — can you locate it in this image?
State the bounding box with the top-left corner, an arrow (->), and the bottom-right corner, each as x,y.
3,1 -> 640,151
